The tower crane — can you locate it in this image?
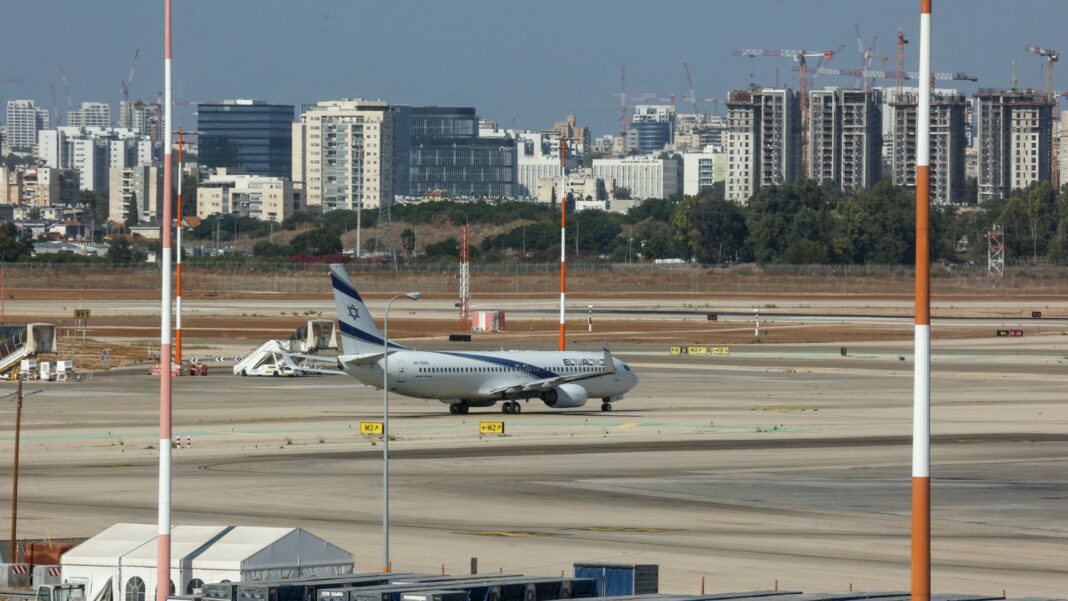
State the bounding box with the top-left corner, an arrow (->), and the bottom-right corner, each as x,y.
683,62 -> 699,114
733,48 -> 838,176
896,29 -> 910,93
854,24 -> 878,88
1025,46 -> 1059,100
811,66 -> 978,83
121,48 -> 140,128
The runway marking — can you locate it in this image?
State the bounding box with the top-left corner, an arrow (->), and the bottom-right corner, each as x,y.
456,530 -> 552,537
616,422 -> 640,429
569,526 -> 681,533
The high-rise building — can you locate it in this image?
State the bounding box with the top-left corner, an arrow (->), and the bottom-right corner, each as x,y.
890,93 -> 968,204
108,165 -> 162,224
37,126 -> 150,193
725,89 -> 801,203
197,170 -> 304,223
1059,110 -> 1068,190
592,156 -> 679,200
67,102 -> 112,128
405,107 -> 517,198
682,149 -> 727,196
198,99 -> 294,178
630,105 -> 675,155
976,89 -> 1055,203
4,100 -> 49,152
807,88 -> 882,192
292,99 -> 393,211
553,114 -> 592,158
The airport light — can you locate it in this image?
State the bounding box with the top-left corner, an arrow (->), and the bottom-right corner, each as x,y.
382,291 -> 420,572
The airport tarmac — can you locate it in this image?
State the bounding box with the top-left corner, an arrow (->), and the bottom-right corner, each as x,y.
1,335 -> 1066,596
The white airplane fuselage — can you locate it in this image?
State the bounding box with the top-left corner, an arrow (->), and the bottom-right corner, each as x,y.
342,349 -> 638,405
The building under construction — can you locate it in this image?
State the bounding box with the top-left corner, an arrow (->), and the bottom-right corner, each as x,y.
890,92 -> 968,205
725,88 -> 800,203
976,88 -> 1055,203
807,87 -> 882,193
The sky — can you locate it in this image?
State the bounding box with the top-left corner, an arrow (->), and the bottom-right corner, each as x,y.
3,0 -> 1066,136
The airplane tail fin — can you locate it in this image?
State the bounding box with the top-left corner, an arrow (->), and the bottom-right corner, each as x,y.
329,264 -> 406,355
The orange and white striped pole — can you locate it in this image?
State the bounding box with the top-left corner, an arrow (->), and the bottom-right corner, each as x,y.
912,2 -> 932,601
176,129 -> 184,366
559,137 -> 567,351
157,0 -> 174,599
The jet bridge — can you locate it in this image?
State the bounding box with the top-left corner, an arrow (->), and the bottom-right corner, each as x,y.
233,320 -> 337,376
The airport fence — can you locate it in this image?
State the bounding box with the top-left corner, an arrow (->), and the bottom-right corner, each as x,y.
5,261 -> 1068,295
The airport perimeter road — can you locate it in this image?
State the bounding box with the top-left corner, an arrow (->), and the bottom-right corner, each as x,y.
1,339 -> 1066,596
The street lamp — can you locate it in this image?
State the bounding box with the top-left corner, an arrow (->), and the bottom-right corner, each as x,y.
382,290 -> 420,573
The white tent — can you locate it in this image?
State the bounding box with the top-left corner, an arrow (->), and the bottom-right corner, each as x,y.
188,526 -> 353,583
60,523 -> 157,601
121,525 -> 233,599
61,524 -> 353,601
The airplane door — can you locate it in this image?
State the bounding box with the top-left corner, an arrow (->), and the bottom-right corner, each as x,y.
396,360 -> 408,384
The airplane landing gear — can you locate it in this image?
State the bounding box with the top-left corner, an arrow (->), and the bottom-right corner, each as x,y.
450,401 -> 470,415
601,402 -> 612,412
501,401 -> 522,414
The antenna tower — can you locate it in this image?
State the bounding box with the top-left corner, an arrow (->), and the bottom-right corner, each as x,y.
988,225 -> 1005,287
459,225 -> 471,332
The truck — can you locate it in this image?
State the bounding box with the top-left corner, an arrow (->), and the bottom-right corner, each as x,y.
1,583 -> 86,601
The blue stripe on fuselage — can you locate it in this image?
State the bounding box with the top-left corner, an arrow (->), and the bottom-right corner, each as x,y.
331,274 -> 363,302
338,320 -> 406,350
437,351 -> 558,379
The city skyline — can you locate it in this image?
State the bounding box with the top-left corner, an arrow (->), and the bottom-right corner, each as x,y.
3,0 -> 1066,136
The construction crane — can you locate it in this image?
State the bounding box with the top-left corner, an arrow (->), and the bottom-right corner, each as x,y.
58,64 -> 72,117
1025,46 -> 1059,100
733,48 -> 838,176
854,24 -> 878,88
896,29 -> 910,93
683,62 -> 699,114
120,48 -> 140,128
811,66 -> 978,83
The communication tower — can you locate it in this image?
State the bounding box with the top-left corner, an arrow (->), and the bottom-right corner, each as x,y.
459,225 -> 471,332
987,225 -> 1005,287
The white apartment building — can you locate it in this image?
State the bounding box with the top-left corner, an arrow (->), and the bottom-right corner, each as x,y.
197,171 -> 304,223
38,126 -> 150,193
591,156 -> 678,200
108,165 -> 161,224
976,89 -> 1054,203
682,149 -> 726,196
292,99 -> 393,211
890,93 -> 968,204
67,102 -> 112,128
4,100 -> 49,152
724,88 -> 801,203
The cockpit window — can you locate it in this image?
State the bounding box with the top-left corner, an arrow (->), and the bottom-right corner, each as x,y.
622,364 -> 631,371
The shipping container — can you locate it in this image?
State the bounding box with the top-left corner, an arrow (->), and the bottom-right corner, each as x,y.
573,564 -> 658,597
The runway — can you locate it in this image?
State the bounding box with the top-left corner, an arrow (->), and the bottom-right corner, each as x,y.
2,338 -> 1066,596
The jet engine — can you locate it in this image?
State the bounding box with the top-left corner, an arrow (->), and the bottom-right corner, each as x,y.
540,383 -> 589,408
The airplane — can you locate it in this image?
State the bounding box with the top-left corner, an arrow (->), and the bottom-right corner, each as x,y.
319,264 -> 639,414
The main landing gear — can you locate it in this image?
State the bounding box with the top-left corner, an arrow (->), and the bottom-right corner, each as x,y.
449,401 -> 470,414
501,400 -> 523,414
601,402 -> 612,412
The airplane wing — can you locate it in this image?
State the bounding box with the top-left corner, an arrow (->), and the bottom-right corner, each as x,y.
484,348 -> 616,397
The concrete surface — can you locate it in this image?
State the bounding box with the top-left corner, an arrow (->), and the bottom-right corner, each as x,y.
2,332 -> 1066,596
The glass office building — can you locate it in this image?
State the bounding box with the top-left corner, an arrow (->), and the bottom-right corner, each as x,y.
401,107 -> 517,198
197,100 -> 294,178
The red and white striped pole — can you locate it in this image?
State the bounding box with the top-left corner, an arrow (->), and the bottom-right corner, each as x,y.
912,2 -> 932,601
176,129 -> 184,366
559,138 -> 567,351
158,0 -> 174,599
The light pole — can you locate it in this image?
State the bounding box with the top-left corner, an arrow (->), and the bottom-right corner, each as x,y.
382,290 -> 420,573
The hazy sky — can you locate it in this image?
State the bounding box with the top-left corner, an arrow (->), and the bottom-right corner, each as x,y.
4,0 -> 1066,136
